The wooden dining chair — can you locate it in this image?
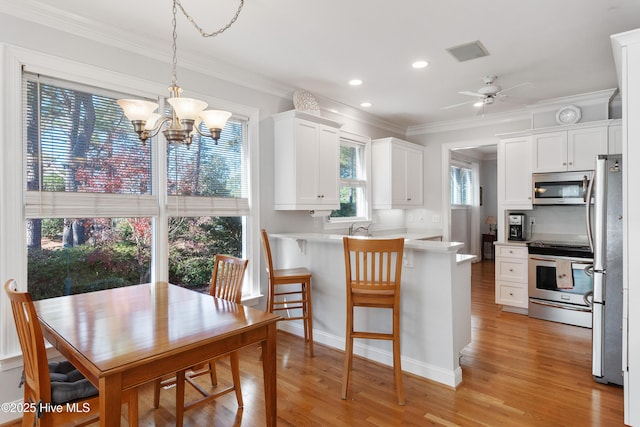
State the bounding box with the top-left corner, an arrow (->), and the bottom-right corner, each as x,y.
4,279 -> 138,427
260,229 -> 314,356
341,237 -> 406,405
153,254 -> 249,427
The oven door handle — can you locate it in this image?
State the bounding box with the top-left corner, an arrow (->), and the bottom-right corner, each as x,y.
529,299 -> 592,312
583,290 -> 594,307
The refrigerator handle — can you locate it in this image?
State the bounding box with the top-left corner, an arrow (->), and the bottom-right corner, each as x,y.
585,171 -> 595,252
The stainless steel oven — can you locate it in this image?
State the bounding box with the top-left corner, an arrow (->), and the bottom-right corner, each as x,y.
527,241 -> 594,328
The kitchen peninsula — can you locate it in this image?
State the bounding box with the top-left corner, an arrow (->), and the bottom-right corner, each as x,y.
269,232 -> 475,387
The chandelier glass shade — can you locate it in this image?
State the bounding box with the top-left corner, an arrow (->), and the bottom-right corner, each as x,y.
118,0 -> 243,147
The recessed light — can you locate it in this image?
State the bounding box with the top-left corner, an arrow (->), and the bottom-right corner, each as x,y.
360,102 -> 372,108
412,60 -> 429,69
349,79 -> 363,86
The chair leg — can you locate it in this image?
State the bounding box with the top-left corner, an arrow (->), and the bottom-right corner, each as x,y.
341,308 -> 353,400
393,307 -> 405,406
175,370 -> 186,427
303,281 -> 313,357
208,361 -> 218,386
153,378 -> 162,409
127,388 -> 139,426
229,351 -> 244,407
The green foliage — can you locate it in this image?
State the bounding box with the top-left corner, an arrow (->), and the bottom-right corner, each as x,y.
42,219 -> 63,239
27,244 -> 144,300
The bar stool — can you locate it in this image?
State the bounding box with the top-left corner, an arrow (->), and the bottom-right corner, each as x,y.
341,237 -> 405,405
260,229 -> 314,356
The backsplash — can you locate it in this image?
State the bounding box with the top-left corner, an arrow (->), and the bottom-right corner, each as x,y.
529,205 -> 589,237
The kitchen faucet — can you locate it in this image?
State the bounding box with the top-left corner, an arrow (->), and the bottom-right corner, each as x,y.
348,223 -> 371,236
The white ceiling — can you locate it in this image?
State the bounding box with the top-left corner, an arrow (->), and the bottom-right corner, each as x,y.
4,0 -> 640,129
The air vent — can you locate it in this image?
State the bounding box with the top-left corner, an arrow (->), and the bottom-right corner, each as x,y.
446,40 -> 490,62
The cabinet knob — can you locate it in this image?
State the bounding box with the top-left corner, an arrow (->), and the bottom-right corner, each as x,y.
509,268 -> 514,272
569,162 -> 573,166
563,162 -> 567,166
407,197 -> 412,201
509,292 -> 514,296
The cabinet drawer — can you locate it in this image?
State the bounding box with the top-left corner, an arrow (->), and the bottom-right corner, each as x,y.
495,245 -> 527,259
496,282 -> 527,308
496,258 -> 527,282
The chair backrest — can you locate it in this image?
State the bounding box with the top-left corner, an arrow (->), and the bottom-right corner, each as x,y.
260,229 -> 276,282
342,237 -> 405,305
210,255 -> 249,304
4,279 -> 52,405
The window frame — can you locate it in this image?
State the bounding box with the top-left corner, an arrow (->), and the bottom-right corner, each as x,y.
326,130 -> 372,228
0,45 -> 261,361
450,160 -> 475,208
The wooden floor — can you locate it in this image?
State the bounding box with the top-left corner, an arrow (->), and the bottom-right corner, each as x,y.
5,260 -> 624,426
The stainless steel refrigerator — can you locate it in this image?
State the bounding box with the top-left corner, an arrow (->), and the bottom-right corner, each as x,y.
586,154 -> 623,385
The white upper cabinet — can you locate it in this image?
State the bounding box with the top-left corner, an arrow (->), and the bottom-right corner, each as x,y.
372,137 -> 424,209
532,126 -> 608,172
273,110 -> 342,210
498,136 -> 532,211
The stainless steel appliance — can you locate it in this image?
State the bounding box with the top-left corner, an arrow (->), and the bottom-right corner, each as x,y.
508,213 -> 526,241
527,241 -> 594,328
586,154 -> 623,385
532,171 -> 593,205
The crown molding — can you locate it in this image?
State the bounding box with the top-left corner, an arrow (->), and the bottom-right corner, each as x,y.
526,88 -> 618,114
406,108 -> 532,136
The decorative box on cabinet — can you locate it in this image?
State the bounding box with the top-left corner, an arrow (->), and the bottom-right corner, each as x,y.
532,126 -> 608,173
498,136 -> 532,210
372,137 -> 424,209
273,110 -> 342,210
494,244 -> 528,310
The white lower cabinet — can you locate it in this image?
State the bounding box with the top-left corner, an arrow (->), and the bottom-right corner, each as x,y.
494,244 -> 528,309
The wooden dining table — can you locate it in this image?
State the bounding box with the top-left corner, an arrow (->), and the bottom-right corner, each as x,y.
33,282 -> 280,426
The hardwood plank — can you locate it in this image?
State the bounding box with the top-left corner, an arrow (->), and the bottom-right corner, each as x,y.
3,260 -> 623,426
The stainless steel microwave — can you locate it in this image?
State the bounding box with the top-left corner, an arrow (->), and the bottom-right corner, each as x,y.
532,171 -> 593,205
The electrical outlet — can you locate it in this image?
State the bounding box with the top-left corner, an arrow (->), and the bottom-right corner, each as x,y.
530,217 -> 536,226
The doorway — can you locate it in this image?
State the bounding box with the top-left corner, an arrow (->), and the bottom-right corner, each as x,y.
441,142 -> 497,261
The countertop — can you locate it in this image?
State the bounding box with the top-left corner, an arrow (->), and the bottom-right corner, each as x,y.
270,230 -> 464,253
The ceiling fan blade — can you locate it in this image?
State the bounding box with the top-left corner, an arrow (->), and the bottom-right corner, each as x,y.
441,100 -> 475,110
498,82 -> 532,94
458,91 -> 485,98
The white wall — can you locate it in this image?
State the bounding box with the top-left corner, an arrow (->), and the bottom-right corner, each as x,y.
480,158 -> 498,235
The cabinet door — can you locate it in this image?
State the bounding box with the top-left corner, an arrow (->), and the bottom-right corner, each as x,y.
500,137 -> 532,209
568,127 -> 608,171
532,132 -> 568,172
405,146 -> 423,206
391,144 -> 407,206
316,125 -> 340,206
294,121 -> 320,205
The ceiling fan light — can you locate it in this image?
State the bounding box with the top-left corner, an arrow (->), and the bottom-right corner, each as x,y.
117,99 -> 159,121
200,110 -> 232,131
167,97 -> 208,121
473,101 -> 484,107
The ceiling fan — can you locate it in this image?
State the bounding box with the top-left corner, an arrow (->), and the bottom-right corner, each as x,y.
442,75 -> 531,111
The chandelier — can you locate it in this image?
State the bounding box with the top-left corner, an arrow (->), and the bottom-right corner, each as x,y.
117,0 -> 244,147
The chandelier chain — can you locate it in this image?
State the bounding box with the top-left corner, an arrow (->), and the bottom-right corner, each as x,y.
172,1 -> 179,86
175,0 -> 244,38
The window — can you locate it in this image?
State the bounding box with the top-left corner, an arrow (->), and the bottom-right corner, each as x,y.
21,70 -> 254,300
451,164 -> 474,206
330,133 -> 370,222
